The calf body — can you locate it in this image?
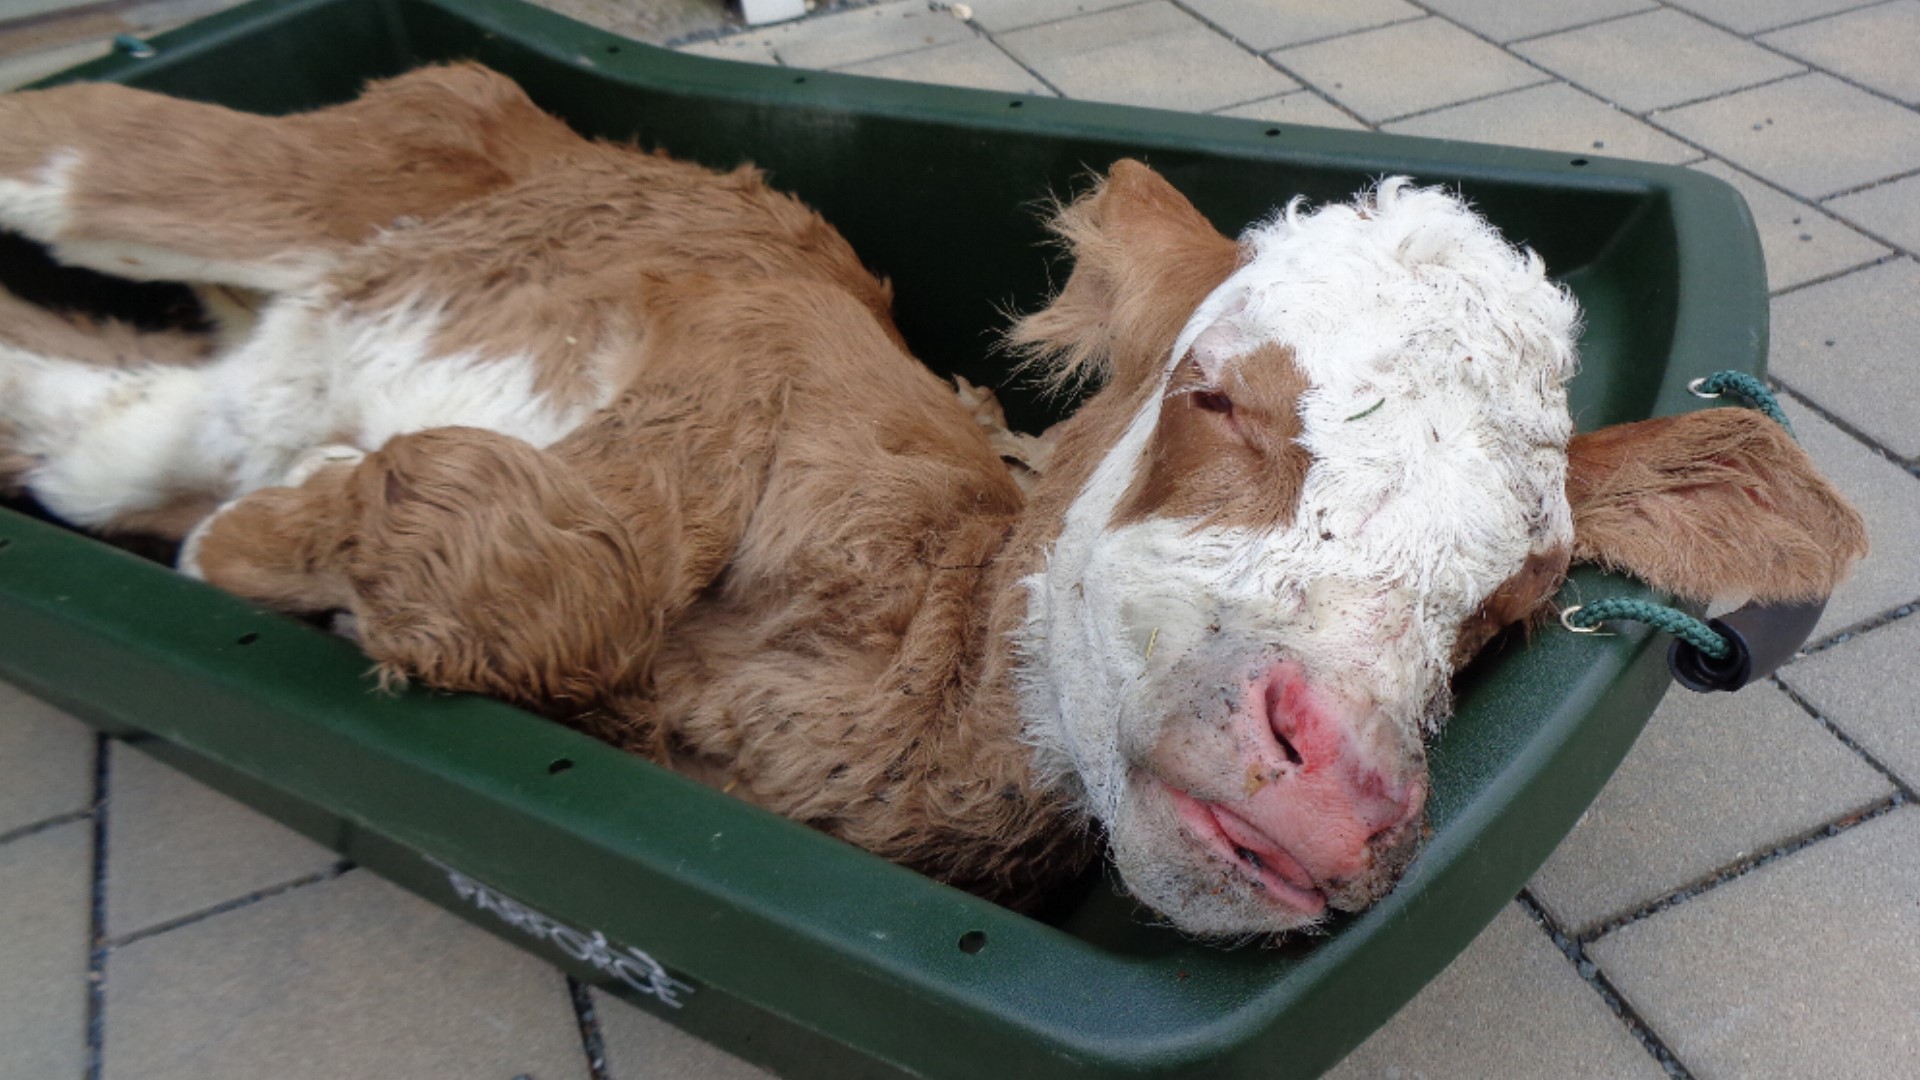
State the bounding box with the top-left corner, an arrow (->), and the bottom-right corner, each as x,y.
0,66 -> 1865,935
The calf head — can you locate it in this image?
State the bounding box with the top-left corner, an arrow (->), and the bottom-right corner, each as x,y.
1010,161 -> 1865,937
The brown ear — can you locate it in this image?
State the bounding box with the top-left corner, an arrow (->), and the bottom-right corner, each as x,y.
1567,408 -> 1867,604
1008,159 -> 1240,393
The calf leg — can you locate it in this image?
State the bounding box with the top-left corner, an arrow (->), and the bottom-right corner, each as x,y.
0,289 -> 228,535
185,406 -> 779,718
0,64 -> 578,292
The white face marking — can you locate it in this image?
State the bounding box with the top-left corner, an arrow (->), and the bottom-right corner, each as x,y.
1016,179 -> 1582,934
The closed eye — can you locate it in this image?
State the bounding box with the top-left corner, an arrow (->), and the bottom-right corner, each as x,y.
1191,390 -> 1234,416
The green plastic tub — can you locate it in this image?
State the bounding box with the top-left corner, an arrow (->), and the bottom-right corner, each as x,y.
0,1 -> 1766,1076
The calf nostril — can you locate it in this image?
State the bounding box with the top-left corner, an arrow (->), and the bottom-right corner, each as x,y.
1263,673 -> 1307,767
1272,729 -> 1303,767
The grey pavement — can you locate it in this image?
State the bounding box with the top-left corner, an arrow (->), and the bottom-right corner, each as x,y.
2,0 -> 1917,1077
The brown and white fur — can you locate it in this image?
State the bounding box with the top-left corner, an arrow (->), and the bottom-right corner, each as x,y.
0,65 -> 1866,936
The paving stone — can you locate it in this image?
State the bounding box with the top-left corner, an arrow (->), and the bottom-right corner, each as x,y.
1691,159 -> 1890,292
749,0 -> 975,70
593,988 -> 773,1080
1662,0 -> 1887,35
104,743 -> 339,940
0,820 -> 92,1080
1782,614 -> 1920,790
1655,73 -> 1920,200
1271,17 -> 1547,123
102,870 -> 587,1080
1761,1 -> 1920,105
838,38 -> 1052,95
1180,0 -> 1422,51
996,2 -> 1204,63
1589,808 -> 1920,1079
1416,0 -> 1656,43
0,39 -> 112,92
676,33 -> 781,65
1776,397 -> 1920,639
0,682 -> 95,837
1324,904 -> 1667,1080
956,0 -> 1141,34
0,0 -> 109,19
1827,172 -> 1920,255
1211,90 -> 1366,130
529,0 -> 728,43
1001,4 -> 1297,112
1513,9 -> 1803,113
1769,257 -> 1920,459
1384,82 -> 1700,166
1529,683 -> 1890,934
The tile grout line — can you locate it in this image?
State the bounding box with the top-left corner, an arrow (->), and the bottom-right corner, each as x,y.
1156,0 -> 1376,128
1816,162 -> 1920,205
1715,0 -> 1902,37
1797,599 -> 1920,657
83,733 -> 109,1080
1693,150 -> 1920,268
1769,377 -> 1920,476
1499,3 -> 1668,47
1416,0 -> 1819,127
0,807 -> 91,848
1635,77 -> 1920,199
975,29 -> 1064,98
1247,12 -> 1428,53
1641,67 -> 1811,116
1514,891 -> 1697,1079
1382,0 -> 1920,196
567,977 -> 614,1080
971,0 -> 1157,40
1669,2 -> 1920,120
1772,677 -> 1920,800
0,0 -> 152,38
1575,794 -> 1909,944
105,860 -> 355,950
1374,0 -> 1726,135
1766,250 -> 1910,301
1371,77 -> 1562,127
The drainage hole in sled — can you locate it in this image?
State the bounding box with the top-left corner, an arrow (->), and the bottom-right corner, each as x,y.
958,930 -> 988,954
605,44 -> 620,54
236,632 -> 259,646
793,75 -> 808,84
1265,127 -> 1281,137
1008,100 -> 1023,108
548,758 -> 575,775
1570,157 -> 1590,167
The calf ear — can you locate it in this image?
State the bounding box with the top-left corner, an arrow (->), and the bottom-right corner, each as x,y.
1567,408 -> 1868,604
1008,159 -> 1240,394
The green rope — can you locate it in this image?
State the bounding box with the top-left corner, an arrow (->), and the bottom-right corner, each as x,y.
1563,598 -> 1732,659
1561,369 -> 1793,659
1689,370 -> 1794,437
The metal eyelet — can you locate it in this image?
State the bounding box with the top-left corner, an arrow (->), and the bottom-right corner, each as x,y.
1687,377 -> 1721,399
1560,605 -> 1609,635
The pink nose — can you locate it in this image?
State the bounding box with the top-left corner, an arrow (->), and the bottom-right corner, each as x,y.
1219,661 -> 1424,884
